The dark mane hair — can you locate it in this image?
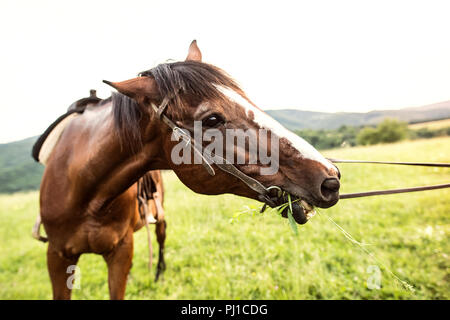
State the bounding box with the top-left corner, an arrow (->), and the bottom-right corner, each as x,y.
112,60 -> 242,152
140,60 -> 242,119
112,92 -> 142,152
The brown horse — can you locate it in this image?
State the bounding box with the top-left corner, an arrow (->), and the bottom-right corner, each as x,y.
39,40 -> 340,300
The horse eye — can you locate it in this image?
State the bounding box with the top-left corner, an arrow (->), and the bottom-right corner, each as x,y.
202,114 -> 224,127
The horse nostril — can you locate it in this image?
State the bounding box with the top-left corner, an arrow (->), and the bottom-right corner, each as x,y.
320,178 -> 340,198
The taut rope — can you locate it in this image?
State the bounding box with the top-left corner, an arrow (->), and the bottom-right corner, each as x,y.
328,158 -> 450,199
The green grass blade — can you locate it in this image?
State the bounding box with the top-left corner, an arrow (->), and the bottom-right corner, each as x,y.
287,193 -> 299,236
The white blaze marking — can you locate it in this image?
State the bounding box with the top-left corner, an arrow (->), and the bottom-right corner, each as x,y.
217,86 -> 334,170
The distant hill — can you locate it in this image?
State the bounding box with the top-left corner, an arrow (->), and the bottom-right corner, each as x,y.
0,136 -> 43,193
267,100 -> 450,130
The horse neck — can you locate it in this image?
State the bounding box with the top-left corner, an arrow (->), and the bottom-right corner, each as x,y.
68,102 -> 168,212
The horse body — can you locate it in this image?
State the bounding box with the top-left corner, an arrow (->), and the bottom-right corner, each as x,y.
39,41 -> 340,300
40,101 -> 166,299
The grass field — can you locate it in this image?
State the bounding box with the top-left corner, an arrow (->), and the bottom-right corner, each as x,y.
0,137 -> 449,300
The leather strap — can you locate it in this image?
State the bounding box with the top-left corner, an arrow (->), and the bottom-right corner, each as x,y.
211,157 -> 269,196
151,101 -> 271,197
156,97 -> 170,119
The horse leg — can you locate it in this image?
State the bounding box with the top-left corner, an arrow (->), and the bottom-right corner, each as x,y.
103,230 -> 133,300
155,220 -> 167,282
47,245 -> 80,300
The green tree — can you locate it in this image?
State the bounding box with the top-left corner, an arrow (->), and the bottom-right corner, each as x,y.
357,119 -> 407,145
356,127 -> 379,145
377,118 -> 407,143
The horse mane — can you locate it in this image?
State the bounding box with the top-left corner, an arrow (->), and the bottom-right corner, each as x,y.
140,60 -> 243,119
112,61 -> 243,152
112,92 -> 143,152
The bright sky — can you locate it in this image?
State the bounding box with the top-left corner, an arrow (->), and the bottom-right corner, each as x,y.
1,0 -> 450,143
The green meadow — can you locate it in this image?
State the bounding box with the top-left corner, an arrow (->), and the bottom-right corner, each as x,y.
0,137 -> 448,299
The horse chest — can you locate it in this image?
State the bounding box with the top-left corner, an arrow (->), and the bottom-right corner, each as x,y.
86,225 -> 121,254
57,191 -> 137,256
61,216 -> 130,256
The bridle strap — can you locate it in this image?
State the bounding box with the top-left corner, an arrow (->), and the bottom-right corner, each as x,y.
156,97 -> 170,119
210,156 -> 269,195
150,101 -> 271,198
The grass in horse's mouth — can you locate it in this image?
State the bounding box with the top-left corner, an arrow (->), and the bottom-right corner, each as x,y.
272,193 -> 317,234
300,199 -> 317,220
231,192 -> 317,235
279,193 -> 317,220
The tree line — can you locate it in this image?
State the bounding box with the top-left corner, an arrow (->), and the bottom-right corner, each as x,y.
294,118 -> 450,150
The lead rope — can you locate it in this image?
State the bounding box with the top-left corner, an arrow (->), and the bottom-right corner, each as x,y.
328,158 -> 450,168
328,158 -> 450,199
339,183 -> 450,199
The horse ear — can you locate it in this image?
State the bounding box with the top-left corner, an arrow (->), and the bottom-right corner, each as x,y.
103,77 -> 159,100
186,40 -> 202,62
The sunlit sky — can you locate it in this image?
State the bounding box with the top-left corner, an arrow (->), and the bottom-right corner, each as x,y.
1,0 -> 449,143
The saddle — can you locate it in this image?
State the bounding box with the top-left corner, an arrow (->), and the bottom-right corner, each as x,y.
67,89 -> 102,112
32,90 -> 103,163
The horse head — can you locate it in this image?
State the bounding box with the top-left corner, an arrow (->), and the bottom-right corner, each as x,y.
104,40 -> 340,224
